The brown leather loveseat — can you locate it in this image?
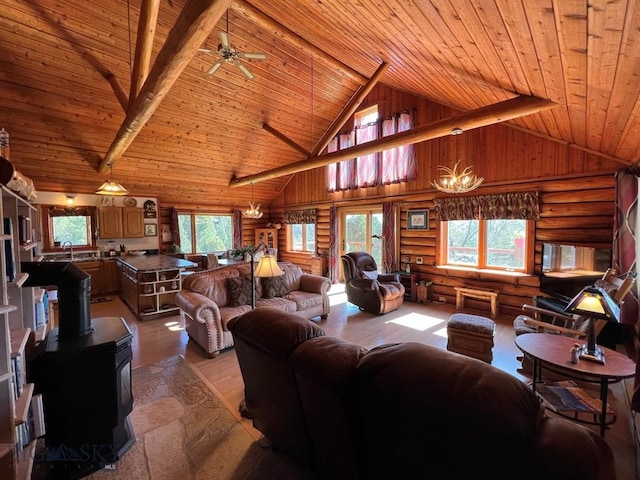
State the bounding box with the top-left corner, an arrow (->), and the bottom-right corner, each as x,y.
228,308 -> 615,480
176,262 -> 330,357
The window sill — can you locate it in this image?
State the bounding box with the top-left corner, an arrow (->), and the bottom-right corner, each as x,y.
437,264 -> 532,278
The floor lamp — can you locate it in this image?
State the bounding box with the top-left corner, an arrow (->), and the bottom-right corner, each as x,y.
250,253 -> 284,309
564,284 -> 620,364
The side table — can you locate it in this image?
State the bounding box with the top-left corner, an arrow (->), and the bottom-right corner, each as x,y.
515,333 -> 635,437
394,272 -> 417,302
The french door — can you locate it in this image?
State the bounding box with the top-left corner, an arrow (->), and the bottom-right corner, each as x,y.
340,208 -> 383,279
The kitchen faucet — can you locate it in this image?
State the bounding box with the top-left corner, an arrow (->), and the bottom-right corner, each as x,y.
62,241 -> 74,261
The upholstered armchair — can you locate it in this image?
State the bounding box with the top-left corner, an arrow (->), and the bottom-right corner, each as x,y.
341,252 -> 405,315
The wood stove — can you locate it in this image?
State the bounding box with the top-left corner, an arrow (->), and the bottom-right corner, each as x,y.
23,262 -> 135,472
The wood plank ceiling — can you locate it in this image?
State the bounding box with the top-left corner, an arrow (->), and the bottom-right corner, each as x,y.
0,0 -> 639,208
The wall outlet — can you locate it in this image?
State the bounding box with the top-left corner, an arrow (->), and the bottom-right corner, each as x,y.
438,296 -> 446,303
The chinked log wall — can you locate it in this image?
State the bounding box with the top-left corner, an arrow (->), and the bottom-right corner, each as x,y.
269,85 -> 620,318
273,173 -> 615,318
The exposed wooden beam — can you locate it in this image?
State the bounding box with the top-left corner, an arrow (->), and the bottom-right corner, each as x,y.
98,0 -> 231,173
311,61 -> 389,157
262,123 -> 311,156
129,0 -> 161,106
231,1 -> 367,85
229,95 -> 557,187
104,73 -> 129,111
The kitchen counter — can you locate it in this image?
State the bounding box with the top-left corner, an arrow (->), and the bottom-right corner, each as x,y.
117,254 -> 197,272
118,254 -> 197,320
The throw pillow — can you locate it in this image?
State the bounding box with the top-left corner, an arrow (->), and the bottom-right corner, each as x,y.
227,276 -> 255,307
261,275 -> 289,299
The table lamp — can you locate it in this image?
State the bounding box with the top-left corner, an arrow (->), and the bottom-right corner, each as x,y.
250,253 -> 284,308
564,285 -> 620,364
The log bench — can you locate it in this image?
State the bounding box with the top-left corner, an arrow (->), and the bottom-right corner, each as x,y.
454,286 -> 500,318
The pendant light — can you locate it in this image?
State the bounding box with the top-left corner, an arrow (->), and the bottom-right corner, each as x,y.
432,127 -> 484,194
96,161 -> 129,196
241,182 -> 263,219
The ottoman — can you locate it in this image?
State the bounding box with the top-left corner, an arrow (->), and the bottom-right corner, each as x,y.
446,313 -> 496,363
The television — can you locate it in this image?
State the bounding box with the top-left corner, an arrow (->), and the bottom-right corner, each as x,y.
539,243 -> 612,302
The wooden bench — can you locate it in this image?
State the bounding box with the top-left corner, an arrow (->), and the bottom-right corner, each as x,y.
454,286 -> 500,318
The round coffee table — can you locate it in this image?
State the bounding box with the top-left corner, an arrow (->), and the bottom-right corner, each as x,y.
515,333 -> 635,437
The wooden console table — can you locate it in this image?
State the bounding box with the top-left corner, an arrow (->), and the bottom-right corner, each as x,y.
454,286 -> 499,318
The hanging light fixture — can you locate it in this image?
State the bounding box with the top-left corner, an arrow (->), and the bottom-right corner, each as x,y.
431,127 -> 484,194
242,182 -> 263,219
96,161 -> 129,196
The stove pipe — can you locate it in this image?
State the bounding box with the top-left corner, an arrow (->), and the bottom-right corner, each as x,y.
21,261 -> 92,339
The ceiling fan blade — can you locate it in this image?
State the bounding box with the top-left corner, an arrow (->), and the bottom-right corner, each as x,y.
207,60 -> 224,75
198,48 -> 213,53
219,31 -> 230,49
236,62 -> 254,80
237,52 -> 268,60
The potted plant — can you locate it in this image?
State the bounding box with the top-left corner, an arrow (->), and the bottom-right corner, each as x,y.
230,244 -> 257,262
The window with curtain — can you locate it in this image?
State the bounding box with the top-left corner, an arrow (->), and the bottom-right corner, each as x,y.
435,192 -> 539,273
327,108 -> 416,191
44,206 -> 97,250
284,209 -> 317,253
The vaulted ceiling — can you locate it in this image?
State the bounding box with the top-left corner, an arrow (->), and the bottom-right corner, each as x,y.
1,0 -> 639,208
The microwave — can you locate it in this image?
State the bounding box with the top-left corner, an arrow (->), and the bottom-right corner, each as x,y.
18,215 -> 32,245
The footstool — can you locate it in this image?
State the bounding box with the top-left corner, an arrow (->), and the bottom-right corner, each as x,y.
446,313 -> 496,363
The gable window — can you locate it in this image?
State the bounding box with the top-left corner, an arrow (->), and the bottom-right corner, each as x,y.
434,192 -> 539,274
327,107 -> 416,191
178,213 -> 233,254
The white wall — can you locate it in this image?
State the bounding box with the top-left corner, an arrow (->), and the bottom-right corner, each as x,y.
36,192 -> 160,253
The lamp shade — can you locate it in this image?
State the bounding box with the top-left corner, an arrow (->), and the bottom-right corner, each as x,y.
254,254 -> 284,278
565,285 -> 620,322
96,179 -> 128,196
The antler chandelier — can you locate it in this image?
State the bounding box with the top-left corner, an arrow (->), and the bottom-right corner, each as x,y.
432,127 -> 484,194
242,183 -> 263,219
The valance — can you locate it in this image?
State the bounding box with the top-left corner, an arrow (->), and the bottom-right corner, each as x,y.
48,206 -> 95,217
433,192 -> 539,221
284,208 -> 317,224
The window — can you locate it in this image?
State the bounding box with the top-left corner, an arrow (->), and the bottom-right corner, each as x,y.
178,213 -> 233,254
288,223 -> 316,252
327,107 -> 416,191
43,206 -> 97,250
441,219 -> 531,272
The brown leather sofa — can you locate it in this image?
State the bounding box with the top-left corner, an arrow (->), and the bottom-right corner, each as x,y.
228,308 -> 616,480
176,262 -> 330,357
341,251 -> 405,314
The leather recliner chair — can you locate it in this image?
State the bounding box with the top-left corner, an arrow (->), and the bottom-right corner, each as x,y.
341,252 -> 405,315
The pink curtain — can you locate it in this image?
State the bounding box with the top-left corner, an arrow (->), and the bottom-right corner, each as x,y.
382,202 -> 397,272
338,132 -> 356,190
381,112 -> 416,184
614,167 -> 640,411
328,205 -> 339,283
356,123 -> 378,187
327,137 -> 338,192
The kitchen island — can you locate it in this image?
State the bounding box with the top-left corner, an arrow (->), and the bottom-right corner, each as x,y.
118,254 -> 197,320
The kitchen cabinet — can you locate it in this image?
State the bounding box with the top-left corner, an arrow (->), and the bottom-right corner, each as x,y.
102,259 -> 121,294
78,261 -> 103,296
98,207 -> 143,239
122,207 -> 143,238
98,207 -> 123,238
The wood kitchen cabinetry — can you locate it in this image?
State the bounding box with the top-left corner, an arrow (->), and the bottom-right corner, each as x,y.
102,259 -> 121,294
79,261 -> 103,296
98,207 -> 143,239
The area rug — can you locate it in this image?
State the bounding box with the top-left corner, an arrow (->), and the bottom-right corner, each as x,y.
90,296 -> 112,304
84,355 -> 307,480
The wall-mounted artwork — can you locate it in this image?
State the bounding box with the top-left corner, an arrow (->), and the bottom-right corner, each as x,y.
145,223 -> 157,237
143,200 -> 157,218
407,209 -> 429,230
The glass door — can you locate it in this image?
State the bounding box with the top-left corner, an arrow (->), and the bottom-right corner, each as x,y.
340,208 -> 383,280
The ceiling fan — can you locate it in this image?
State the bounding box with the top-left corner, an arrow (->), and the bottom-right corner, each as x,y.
199,11 -> 267,80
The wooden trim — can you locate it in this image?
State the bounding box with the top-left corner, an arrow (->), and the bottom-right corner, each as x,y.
129,0 -> 161,105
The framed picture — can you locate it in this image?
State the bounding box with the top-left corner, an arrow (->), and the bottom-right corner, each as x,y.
407,209 -> 429,230
145,223 -> 157,237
